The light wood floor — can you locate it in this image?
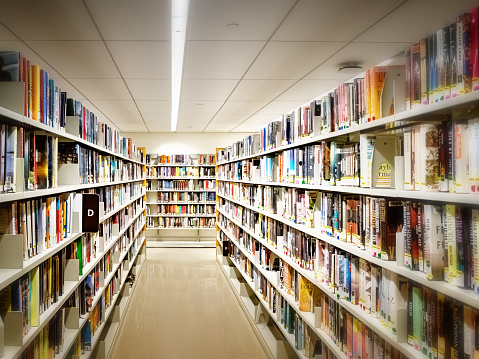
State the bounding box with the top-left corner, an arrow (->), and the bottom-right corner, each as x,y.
111,247 -> 268,359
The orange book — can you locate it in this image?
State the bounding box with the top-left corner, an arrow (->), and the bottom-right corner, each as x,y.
31,64 -> 40,121
371,67 -> 387,121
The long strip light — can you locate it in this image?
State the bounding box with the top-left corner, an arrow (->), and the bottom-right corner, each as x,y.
171,0 -> 189,131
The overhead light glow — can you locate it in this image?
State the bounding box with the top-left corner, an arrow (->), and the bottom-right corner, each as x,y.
171,0 -> 189,132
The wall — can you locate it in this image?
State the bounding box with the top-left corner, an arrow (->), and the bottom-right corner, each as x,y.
122,132 -> 251,155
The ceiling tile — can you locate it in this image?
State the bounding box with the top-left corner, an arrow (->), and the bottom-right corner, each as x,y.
244,114 -> 282,124
117,123 -> 148,132
217,101 -> 265,116
146,123 -> 171,132
137,101 -> 171,115
188,0 -> 295,41
92,100 -> 139,114
0,1 -> 100,40
52,79 -> 86,100
176,115 -> 212,132
356,0 -> 479,43
181,79 -> 239,101
228,79 -> 296,102
209,115 -> 248,124
69,79 -> 132,100
183,41 -> 265,79
231,123 -> 264,133
275,79 -> 343,101
142,114 -> 170,125
125,79 -> 171,101
105,113 -> 144,124
306,42 -> 410,80
273,0 -> 405,42
244,41 -> 346,80
27,41 -> 120,78
85,0 -> 170,41
204,123 -> 236,132
106,41 -> 170,79
179,101 -> 223,116
0,24 -> 17,40
256,101 -> 305,116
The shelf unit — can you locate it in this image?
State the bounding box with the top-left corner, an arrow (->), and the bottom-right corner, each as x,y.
145,153 -> 217,246
0,104 -> 148,359
215,65 -> 479,359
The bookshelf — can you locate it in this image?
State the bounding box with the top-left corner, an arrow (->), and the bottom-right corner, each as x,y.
0,90 -> 147,358
215,8 -> 479,359
145,153 -> 216,246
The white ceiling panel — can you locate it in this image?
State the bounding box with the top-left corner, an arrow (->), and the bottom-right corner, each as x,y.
125,79 -> 171,101
244,114 -> 282,124
0,24 -> 17,40
228,79 -> 296,102
142,114 -> 170,125
107,41 -> 170,79
273,0 -> 405,42
244,41 -> 346,80
256,100 -> 305,116
188,0 -> 295,41
176,115 -> 212,132
306,42 -> 410,80
85,0 -> 170,41
356,0 -> 479,43
203,123 -> 237,132
209,115 -> 248,124
146,123 -> 171,132
137,101 -> 171,115
0,1 -> 100,40
27,41 -> 120,79
275,79 -> 343,102
179,101 -> 223,116
105,113 -> 144,125
117,123 -> 148,132
183,41 -> 265,79
217,101 -> 265,116
52,79 -> 86,100
181,79 -> 239,101
68,79 -> 132,100
231,123 -> 266,133
92,100 -> 139,114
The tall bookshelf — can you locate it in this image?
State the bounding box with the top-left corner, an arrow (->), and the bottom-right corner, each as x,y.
0,98 -> 147,358
215,10 -> 479,359
145,153 -> 217,247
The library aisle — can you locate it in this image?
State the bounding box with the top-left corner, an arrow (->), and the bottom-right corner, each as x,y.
111,248 -> 268,359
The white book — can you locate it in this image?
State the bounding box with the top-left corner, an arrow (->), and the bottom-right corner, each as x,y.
360,135 -> 375,188
454,121 -> 469,193
403,129 -> 413,190
381,268 -> 388,329
413,127 -> 421,190
424,204 -> 444,281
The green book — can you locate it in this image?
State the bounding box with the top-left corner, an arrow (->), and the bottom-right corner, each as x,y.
77,238 -> 83,276
412,285 -> 423,351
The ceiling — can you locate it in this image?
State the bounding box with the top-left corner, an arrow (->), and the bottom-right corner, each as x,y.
0,0 -> 476,133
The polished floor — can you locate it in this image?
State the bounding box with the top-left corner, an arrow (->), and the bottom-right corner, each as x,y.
111,247 -> 268,359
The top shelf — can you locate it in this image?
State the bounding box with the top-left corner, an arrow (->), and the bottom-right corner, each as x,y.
217,90 -> 479,166
0,107 -> 145,166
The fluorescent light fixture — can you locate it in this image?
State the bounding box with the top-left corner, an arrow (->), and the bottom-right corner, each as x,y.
171,0 -> 189,131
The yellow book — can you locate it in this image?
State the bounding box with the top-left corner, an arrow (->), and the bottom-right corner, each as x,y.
30,266 -> 40,326
365,69 -> 371,121
283,263 -> 292,295
31,64 -> 40,121
371,67 -> 387,121
298,275 -> 313,312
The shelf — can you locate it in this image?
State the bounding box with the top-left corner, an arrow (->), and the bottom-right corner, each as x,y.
146,176 -> 216,180
216,178 -> 479,206
146,201 -> 215,205
216,90 -> 479,166
217,193 -> 479,310
0,177 -> 145,204
0,191 -> 145,293
217,220 -> 424,359
146,227 -> 215,230
146,189 -> 216,192
146,214 -> 216,218
146,164 -> 215,168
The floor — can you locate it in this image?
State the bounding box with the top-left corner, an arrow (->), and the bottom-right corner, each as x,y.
111,247 -> 268,359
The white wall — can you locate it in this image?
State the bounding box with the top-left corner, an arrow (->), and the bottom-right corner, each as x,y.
121,132 -> 251,155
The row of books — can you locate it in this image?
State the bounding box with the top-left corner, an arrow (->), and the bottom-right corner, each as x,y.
146,165 -> 216,178
146,153 -> 215,166
219,186 -> 479,295
222,237 -> 409,359
0,52 -> 145,164
405,7 -> 479,109
149,204 -> 216,215
97,181 -> 143,216
151,191 -> 216,203
65,99 -> 144,162
147,179 -> 216,191
146,216 -> 216,229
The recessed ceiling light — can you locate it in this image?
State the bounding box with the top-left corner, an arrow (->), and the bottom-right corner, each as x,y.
226,23 -> 240,28
338,64 -> 363,75
197,103 -> 204,106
